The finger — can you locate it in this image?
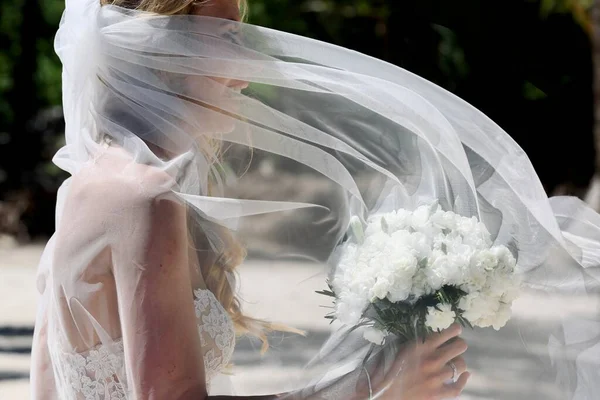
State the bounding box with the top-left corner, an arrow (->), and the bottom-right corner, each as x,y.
436,356 -> 467,382
434,338 -> 468,366
439,371 -> 471,399
450,356 -> 467,375
427,323 -> 462,349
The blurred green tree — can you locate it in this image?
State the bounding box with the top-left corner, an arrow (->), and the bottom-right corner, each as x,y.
0,0 -> 65,239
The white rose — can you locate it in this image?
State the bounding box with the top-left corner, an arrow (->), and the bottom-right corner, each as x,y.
363,327 -> 387,345
425,303 -> 456,331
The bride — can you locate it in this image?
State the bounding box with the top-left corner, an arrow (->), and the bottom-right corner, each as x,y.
30,0 -> 600,399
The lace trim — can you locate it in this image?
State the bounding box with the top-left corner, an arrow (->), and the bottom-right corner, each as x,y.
58,289 -> 235,399
60,339 -> 126,400
193,288 -> 236,380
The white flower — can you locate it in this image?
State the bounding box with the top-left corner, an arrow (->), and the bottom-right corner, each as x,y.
370,275 -> 393,300
456,216 -> 479,236
459,292 -> 501,328
387,209 -> 411,230
406,231 -> 432,259
426,254 -> 466,289
390,229 -> 413,247
335,295 -> 365,325
363,327 -> 387,345
387,277 -> 414,302
425,303 -> 456,331
486,273 -> 513,298
490,246 -> 516,272
410,268 -> 432,299
431,210 -> 458,230
462,266 -> 487,294
470,249 -> 498,271
410,205 -> 433,229
492,303 -> 512,330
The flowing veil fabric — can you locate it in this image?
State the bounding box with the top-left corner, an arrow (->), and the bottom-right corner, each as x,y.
31,0 -> 600,398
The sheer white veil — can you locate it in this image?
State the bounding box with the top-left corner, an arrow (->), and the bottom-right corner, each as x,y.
46,0 -> 600,397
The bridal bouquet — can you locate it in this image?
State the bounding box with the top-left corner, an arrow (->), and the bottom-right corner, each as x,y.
318,203 -> 521,345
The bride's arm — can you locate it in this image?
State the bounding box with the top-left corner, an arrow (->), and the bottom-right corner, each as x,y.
110,187 -> 208,399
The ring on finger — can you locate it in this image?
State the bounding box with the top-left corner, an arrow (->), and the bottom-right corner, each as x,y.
447,361 -> 458,383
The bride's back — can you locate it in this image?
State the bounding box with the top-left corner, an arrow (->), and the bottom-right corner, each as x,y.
49,144 -> 179,351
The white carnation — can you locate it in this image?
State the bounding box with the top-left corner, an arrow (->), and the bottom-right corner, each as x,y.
410,268 -> 432,299
491,303 -> 512,330
336,293 -> 366,325
407,231 -> 432,259
426,254 -> 466,289
491,245 -> 516,272
430,209 -> 458,230
471,249 -> 498,271
363,327 -> 387,345
331,205 -> 520,337
456,216 -> 479,236
370,274 -> 393,300
410,204 -> 433,229
387,255 -> 418,301
459,292 -> 501,328
425,303 -> 456,331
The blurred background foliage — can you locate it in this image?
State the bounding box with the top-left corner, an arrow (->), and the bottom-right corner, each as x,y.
0,0 -> 596,239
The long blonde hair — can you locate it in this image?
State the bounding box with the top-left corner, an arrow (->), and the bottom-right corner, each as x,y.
99,0 -> 295,352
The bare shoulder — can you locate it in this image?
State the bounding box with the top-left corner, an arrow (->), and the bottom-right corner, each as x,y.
60,146 -> 185,240
73,146 -> 178,203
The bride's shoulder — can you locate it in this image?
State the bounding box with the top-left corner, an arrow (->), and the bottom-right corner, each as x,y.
68,146 -> 180,214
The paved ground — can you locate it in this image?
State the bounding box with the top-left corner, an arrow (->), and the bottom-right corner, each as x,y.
1,243 -> 598,399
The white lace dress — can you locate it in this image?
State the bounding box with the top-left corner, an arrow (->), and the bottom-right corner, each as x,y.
55,289 -> 235,399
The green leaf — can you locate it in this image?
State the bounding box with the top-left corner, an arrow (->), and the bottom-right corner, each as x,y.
315,289 -> 336,297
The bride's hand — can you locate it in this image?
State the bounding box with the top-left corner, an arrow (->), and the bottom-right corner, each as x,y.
371,324 -> 471,400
